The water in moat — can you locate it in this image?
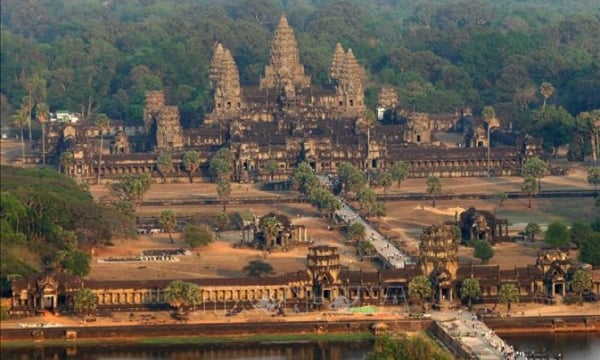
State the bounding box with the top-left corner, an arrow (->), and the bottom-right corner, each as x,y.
2,333 -> 599,359
1,339 -> 374,360
502,332 -> 600,360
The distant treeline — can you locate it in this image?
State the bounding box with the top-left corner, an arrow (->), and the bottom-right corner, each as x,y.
1,0 -> 598,147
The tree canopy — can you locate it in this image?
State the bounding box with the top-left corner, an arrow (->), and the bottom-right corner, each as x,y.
243,259 -> 275,277
1,166 -> 129,294
2,0 -> 597,139
544,221 -> 570,248
165,280 -> 202,315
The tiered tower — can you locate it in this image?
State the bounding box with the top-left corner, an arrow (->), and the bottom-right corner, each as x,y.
144,91 -> 166,133
328,43 -> 345,82
208,42 -> 242,115
144,91 -> 183,151
260,15 -> 310,99
336,48 -> 367,113
418,224 -> 459,279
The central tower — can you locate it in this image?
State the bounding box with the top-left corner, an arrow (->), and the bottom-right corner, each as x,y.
260,15 -> 310,99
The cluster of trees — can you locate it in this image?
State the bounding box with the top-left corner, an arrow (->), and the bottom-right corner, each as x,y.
0,166 -> 136,295
366,333 -> 452,360
2,1 -> 598,156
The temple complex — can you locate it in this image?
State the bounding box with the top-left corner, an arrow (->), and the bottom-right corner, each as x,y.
10,227 -> 599,316
31,15 -> 543,183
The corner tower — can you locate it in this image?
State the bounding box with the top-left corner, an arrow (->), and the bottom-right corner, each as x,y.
208,42 -> 242,116
260,15 -> 310,99
336,48 -> 367,113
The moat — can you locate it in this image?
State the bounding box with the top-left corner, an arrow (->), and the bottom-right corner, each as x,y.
2,334 -> 600,360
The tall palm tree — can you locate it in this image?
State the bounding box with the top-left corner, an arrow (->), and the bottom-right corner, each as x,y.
12,108 -> 28,167
540,81 -> 554,113
95,114 -> 111,185
259,216 -> 280,250
36,103 -> 50,165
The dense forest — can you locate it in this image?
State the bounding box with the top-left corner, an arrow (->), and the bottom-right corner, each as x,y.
0,166 -> 135,295
1,0 -> 599,151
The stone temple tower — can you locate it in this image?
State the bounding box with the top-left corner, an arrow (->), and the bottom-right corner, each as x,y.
329,43 -> 345,83
418,224 -> 459,303
336,48 -> 367,113
209,42 -> 242,116
260,15 -> 310,99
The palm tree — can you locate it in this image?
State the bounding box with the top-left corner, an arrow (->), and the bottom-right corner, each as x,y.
73,288 -> 98,319
182,151 -> 201,183
95,114 -> 111,185
156,152 -> 173,183
426,176 -> 442,208
259,216 -> 280,250
20,95 -> 34,142
460,278 -> 481,310
409,275 -> 432,312
216,179 -> 231,211
540,81 -> 555,113
165,280 -> 201,316
12,108 -> 28,167
35,103 -> 50,165
391,161 -> 409,188
159,210 -> 177,243
571,269 -> 592,305
522,176 -> 539,208
264,159 -> 279,181
498,283 -> 520,315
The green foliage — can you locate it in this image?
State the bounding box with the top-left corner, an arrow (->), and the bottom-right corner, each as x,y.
521,157 -> 548,180
544,221 -> 570,248
472,240 -> 494,264
182,151 -> 200,183
524,222 -> 541,242
60,250 -> 91,276
0,166 -> 120,287
376,173 -> 394,195
159,210 -> 177,243
494,191 -> 508,207
73,288 -> 98,317
426,176 -> 442,208
214,211 -> 230,230
182,225 -> 213,249
337,162 -> 367,195
263,159 -> 279,181
259,216 -> 280,249
308,187 -> 340,219
1,0 -> 599,131
165,280 -> 201,314
366,334 -> 452,360
216,179 -> 231,211
579,232 -> 600,266
243,259 -> 275,277
347,222 -> 366,243
209,148 -> 233,181
357,187 -> 377,217
570,221 -> 594,248
357,240 -> 376,257
588,167 -> 600,190
109,173 -> 152,206
498,283 -> 520,314
571,269 -> 592,303
521,176 -> 539,208
409,275 -> 432,311
460,278 -> 481,309
291,162 -> 319,195
156,152 -> 173,183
